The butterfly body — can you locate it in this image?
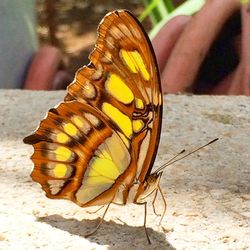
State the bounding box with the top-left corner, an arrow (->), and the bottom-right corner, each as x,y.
24,10 -> 163,242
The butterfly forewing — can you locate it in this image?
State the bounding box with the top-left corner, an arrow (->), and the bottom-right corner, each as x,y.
24,10 -> 162,207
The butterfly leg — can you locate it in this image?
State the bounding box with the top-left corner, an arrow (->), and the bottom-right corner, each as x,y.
158,185 -> 167,225
84,202 -> 111,238
86,205 -> 105,214
152,190 -> 161,216
143,202 -> 151,244
135,202 -> 151,244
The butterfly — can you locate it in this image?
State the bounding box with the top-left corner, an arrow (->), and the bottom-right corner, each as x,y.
24,9 -> 164,244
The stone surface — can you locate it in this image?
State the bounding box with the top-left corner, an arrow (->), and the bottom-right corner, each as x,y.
0,90 -> 249,250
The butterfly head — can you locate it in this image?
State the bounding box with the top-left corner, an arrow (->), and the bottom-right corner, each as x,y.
147,171 -> 163,185
135,171 -> 163,203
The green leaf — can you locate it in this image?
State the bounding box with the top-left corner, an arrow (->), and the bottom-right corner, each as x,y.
149,0 -> 205,39
139,0 -> 161,23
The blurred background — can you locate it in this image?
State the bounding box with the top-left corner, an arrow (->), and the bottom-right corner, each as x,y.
36,0 -> 186,77
0,0 -> 187,89
37,0 -> 151,78
1,0 -> 247,95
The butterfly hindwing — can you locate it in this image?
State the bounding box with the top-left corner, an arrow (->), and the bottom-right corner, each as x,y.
24,10 -> 162,207
25,101 -> 135,206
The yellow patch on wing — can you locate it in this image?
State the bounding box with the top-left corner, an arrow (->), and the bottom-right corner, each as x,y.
105,73 -> 134,104
56,133 -> 69,143
120,49 -> 150,81
75,180 -> 112,204
64,123 -> 78,136
53,163 -> 68,178
132,119 -> 144,133
89,157 -> 120,180
55,146 -> 72,161
42,162 -> 73,179
98,148 -> 112,161
72,116 -> 84,128
102,102 -> 132,138
118,132 -> 130,148
75,133 -> 131,205
135,98 -> 144,109
104,134 -> 131,171
75,152 -> 119,204
85,175 -> 114,184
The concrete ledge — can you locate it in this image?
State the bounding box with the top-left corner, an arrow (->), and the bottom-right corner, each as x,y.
0,90 -> 249,249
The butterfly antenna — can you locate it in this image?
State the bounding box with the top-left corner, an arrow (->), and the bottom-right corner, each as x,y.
154,138 -> 219,174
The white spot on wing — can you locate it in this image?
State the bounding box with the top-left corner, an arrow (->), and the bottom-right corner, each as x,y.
137,131 -> 151,178
47,180 -> 65,195
118,23 -> 132,37
130,24 -> 142,40
85,113 -> 100,127
92,64 -> 103,80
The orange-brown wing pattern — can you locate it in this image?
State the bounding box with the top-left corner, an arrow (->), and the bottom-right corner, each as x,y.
24,10 -> 162,207
25,101 -> 135,207
66,10 -> 162,184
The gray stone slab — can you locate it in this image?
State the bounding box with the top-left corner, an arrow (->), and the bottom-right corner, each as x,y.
0,90 -> 249,249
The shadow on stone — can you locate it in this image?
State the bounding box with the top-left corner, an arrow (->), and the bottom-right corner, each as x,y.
38,214 -> 176,249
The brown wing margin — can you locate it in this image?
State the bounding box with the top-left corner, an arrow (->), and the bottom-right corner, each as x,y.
121,10 -> 163,182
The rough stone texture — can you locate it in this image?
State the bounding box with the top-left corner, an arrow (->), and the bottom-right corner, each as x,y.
0,90 -> 249,250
